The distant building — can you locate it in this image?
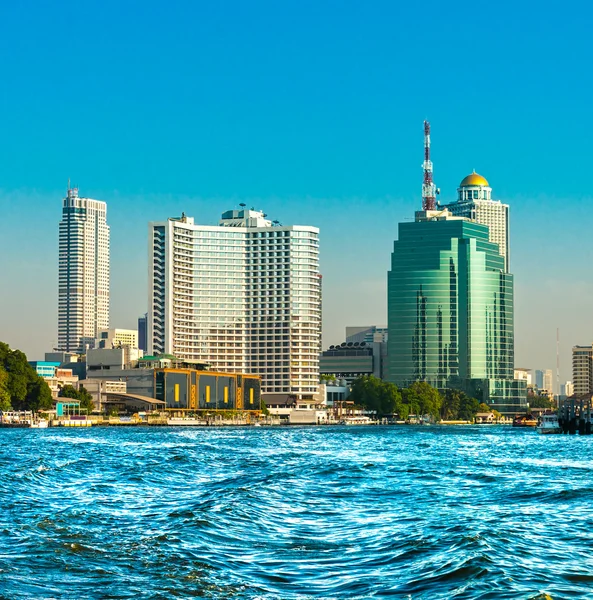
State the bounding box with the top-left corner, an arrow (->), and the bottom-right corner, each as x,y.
534,370 -> 545,390
564,381 -> 574,397
572,346 -> 593,396
345,326 -> 388,344
138,314 -> 148,351
440,172 -> 509,272
514,368 -> 532,386
29,361 -> 79,399
58,186 -> 109,353
96,328 -> 139,350
320,341 -> 384,385
543,369 -> 554,396
148,209 -> 321,399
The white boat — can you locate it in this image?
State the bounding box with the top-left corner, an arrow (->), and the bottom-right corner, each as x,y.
29,419 -> 49,429
536,413 -> 562,434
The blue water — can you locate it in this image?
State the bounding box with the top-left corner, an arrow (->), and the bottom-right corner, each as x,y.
1,426 -> 592,599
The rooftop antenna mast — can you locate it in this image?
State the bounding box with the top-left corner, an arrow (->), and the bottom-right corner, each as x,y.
557,327 -> 560,401
422,120 -> 438,210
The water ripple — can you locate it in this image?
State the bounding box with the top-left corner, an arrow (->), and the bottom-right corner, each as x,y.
0,425 -> 592,598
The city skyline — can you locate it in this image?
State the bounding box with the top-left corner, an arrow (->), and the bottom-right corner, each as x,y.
1,1 -> 592,382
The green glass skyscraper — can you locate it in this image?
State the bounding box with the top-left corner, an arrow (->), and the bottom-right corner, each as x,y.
387,210 -> 526,414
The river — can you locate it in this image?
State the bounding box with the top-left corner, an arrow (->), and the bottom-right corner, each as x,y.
1,425 -> 591,599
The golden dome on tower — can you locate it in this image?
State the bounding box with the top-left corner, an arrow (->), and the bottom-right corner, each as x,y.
459,171 -> 489,187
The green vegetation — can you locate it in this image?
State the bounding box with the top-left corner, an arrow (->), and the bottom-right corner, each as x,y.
320,374 -> 337,383
0,342 -> 53,411
349,375 -> 485,421
59,384 -> 95,414
529,395 -> 555,409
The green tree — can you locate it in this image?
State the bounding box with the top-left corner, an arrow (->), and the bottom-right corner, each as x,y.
403,382 -> 442,420
260,400 -> 270,416
458,393 -> 480,421
0,368 -> 11,411
478,403 -> 491,413
349,376 -> 403,417
320,374 -> 336,383
529,395 -> 554,409
0,342 -> 52,411
441,389 -> 461,420
27,378 -> 53,411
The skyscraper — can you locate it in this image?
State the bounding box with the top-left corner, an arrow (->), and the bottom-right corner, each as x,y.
572,346 -> 592,396
138,313 -> 148,351
441,172 -> 510,272
58,186 -> 110,353
387,208 -> 526,414
148,208 -> 321,398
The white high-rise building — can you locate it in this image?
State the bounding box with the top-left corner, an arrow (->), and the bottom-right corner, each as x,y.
58,186 -> 110,353
148,208 -> 321,398
441,171 -> 510,272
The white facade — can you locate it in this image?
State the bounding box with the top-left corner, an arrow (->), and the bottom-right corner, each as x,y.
96,328 -> 139,349
442,172 -> 510,272
58,187 -> 110,352
514,368 -> 532,386
148,209 -> 321,398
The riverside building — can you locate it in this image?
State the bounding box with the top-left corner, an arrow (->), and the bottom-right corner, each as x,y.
387,207 -> 526,415
148,208 -> 321,399
58,186 -> 110,353
440,172 -> 509,272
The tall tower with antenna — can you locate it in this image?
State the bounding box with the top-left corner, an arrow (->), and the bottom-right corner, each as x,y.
422,120 -> 439,210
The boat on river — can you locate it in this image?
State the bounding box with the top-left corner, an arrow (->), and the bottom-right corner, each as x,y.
512,414 -> 538,428
536,413 -> 562,434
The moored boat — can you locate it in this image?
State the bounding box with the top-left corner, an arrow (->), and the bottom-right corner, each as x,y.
536,413 -> 562,434
513,414 -> 538,428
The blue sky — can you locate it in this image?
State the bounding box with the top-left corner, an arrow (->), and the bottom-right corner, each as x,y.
0,0 -> 591,384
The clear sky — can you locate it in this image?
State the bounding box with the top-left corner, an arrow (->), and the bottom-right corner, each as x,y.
0,0 -> 591,386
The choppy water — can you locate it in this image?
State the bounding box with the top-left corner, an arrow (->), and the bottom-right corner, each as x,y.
1,426 -> 592,599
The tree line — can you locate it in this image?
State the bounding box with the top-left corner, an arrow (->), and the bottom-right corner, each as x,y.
348,375 -> 495,421
0,342 -> 53,411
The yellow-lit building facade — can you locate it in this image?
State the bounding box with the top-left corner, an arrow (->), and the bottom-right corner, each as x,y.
154,368 -> 262,412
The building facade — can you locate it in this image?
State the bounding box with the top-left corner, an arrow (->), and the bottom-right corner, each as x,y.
138,314 -> 148,351
387,209 -> 526,414
58,186 -> 110,353
572,346 -> 593,396
148,209 -> 321,398
96,328 -> 139,349
441,172 -> 510,272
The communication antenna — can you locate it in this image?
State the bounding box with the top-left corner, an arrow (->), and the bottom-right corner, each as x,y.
422,120 -> 437,211
557,327 -> 560,400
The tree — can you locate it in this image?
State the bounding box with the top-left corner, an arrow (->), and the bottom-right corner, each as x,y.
58,384 -> 94,414
478,403 -> 491,413
349,376 -> 403,417
529,395 -> 554,409
320,374 -> 336,383
0,368 -> 11,411
0,342 -> 52,411
27,378 -> 53,411
458,393 -> 480,421
403,382 -> 442,420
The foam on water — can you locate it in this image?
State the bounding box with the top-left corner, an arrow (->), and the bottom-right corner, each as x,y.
0,425 -> 591,599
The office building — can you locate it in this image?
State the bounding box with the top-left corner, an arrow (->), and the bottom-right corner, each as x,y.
58,186 -> 110,353
96,328 -> 139,349
441,172 -> 509,272
138,314 -> 148,351
148,208 -> 321,398
387,208 -> 526,414
345,326 -> 388,344
534,369 -> 545,390
543,369 -> 554,396
572,346 -> 593,396
514,368 -> 532,386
